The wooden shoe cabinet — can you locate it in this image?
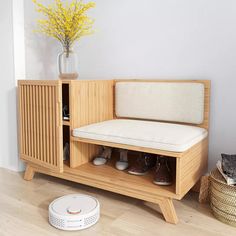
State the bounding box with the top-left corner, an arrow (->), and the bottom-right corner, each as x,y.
18,79 -> 210,224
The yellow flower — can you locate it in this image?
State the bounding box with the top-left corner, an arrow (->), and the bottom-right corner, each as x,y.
32,0 -> 95,50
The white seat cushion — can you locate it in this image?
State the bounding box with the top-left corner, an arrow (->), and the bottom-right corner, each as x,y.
73,119 -> 208,152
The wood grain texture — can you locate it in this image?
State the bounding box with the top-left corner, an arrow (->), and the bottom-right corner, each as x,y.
69,80 -> 114,168
27,161 -> 179,224
23,165 -> 35,181
29,161 -> 178,198
159,198 -> 178,224
71,136 -> 183,158
2,168 -> 235,236
199,175 -> 210,203
176,138 -> 208,197
63,120 -> 70,126
18,80 -> 63,172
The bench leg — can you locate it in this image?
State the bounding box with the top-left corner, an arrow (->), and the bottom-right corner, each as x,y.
159,198 -> 178,224
24,164 -> 35,181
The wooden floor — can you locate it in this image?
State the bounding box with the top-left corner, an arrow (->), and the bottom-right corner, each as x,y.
0,168 -> 235,236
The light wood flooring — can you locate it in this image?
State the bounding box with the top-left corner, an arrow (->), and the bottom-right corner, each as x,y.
0,168 -> 235,236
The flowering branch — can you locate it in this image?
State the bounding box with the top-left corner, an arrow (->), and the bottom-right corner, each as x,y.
33,0 -> 95,56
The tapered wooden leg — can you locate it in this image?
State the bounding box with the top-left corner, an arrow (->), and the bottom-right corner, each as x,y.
24,165 -> 35,181
159,198 -> 178,224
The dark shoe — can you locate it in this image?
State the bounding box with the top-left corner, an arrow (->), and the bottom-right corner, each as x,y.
128,153 -> 156,175
63,105 -> 70,120
153,156 -> 173,186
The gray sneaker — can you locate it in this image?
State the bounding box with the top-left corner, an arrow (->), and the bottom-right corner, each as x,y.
116,149 -> 129,171
93,146 -> 112,166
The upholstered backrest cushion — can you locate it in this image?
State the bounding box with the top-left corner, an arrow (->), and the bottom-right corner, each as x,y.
115,82 -> 205,124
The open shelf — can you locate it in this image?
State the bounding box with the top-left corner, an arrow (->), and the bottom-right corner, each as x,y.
63,157 -> 178,200
63,125 -> 70,164
62,83 -> 70,122
63,120 -> 70,126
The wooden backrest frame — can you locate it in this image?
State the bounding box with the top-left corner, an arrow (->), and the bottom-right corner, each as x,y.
113,79 -> 210,130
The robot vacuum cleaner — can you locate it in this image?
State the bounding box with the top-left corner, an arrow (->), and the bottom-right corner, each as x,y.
49,194 -> 100,231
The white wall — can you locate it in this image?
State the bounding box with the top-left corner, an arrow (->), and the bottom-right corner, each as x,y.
24,0 -> 236,170
0,0 -> 21,171
13,0 -> 25,81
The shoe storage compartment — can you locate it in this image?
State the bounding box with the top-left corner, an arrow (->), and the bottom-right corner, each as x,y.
63,125 -> 70,166
112,150 -> 177,189
62,83 -> 70,125
71,136 -> 208,200
64,149 -> 178,200
62,81 -> 71,167
64,151 -> 178,200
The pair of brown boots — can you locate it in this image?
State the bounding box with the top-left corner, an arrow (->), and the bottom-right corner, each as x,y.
128,154 -> 173,186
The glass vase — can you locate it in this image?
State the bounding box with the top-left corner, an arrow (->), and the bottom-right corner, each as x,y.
58,47 -> 78,79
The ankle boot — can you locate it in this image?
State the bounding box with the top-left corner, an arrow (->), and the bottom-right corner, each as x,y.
153,156 -> 173,186
128,153 -> 156,175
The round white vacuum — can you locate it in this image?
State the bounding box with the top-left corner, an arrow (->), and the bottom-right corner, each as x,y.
49,194 -> 100,231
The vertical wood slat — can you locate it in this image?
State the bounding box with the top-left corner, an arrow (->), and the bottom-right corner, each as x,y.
26,85 -> 31,157
49,86 -> 53,166
45,86 -> 49,163
52,87 -> 56,165
32,86 -> 37,159
55,86 -> 58,166
20,86 -> 25,154
18,81 -> 63,172
30,86 -> 34,158
55,83 -> 63,169
18,86 -> 23,154
39,86 -> 43,162
24,86 -> 27,155
35,86 -> 40,160
29,85 -> 34,158
42,86 -> 46,163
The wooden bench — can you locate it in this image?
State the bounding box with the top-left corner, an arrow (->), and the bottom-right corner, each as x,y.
19,79 -> 210,224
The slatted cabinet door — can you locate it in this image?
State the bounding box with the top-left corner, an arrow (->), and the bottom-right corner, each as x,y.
18,80 -> 63,172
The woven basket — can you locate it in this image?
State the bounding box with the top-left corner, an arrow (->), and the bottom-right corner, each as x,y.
209,169 -> 236,227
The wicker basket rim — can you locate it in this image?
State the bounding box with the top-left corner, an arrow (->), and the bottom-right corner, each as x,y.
211,181 -> 236,198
